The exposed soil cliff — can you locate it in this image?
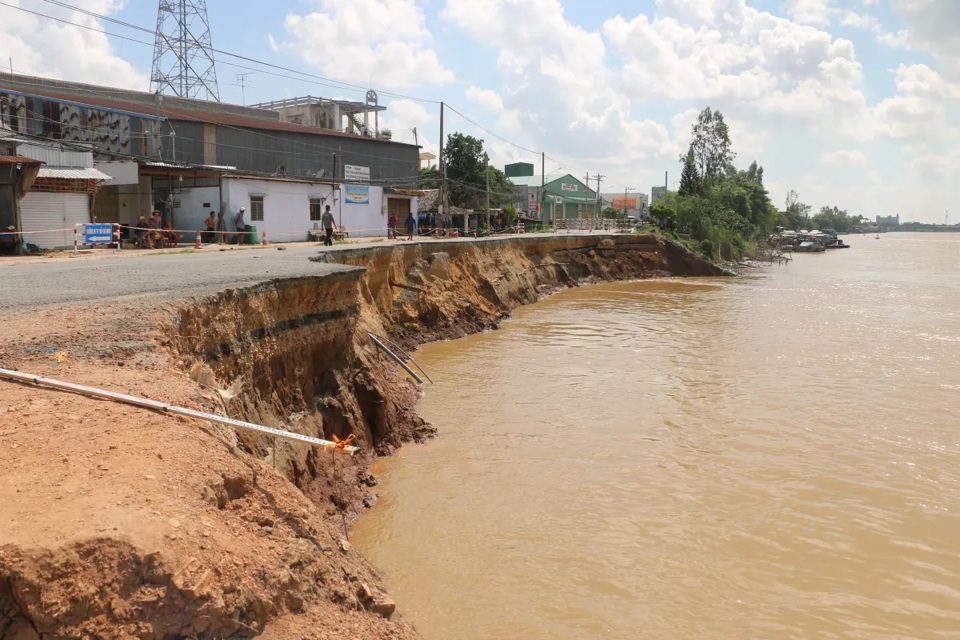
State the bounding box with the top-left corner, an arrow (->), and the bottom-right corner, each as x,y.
0,234 -> 726,639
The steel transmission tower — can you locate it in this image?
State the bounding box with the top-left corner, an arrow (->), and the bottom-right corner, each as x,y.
150,0 -> 220,101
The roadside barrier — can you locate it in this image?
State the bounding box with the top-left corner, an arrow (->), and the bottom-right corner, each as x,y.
73,223 -> 122,254
0,367 -> 361,455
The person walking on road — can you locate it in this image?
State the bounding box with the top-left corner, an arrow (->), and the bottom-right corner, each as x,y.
405,212 -> 416,241
321,205 -> 335,246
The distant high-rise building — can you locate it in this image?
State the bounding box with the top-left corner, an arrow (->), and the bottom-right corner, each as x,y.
876,214 -> 900,229
651,186 -> 668,205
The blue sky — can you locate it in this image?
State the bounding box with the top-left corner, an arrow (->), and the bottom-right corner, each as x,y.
1,0 -> 957,222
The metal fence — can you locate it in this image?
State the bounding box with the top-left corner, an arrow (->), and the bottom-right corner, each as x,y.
553,218 -> 637,233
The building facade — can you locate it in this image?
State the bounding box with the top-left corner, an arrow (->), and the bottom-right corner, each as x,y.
651,186 -> 668,205
510,174 -> 600,222
0,72 -> 420,244
876,214 -> 900,229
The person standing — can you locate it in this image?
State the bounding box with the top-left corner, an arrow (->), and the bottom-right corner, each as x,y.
321,205 -> 335,246
202,211 -> 217,244
387,212 -> 397,240
234,206 -> 248,244
405,211 -> 416,241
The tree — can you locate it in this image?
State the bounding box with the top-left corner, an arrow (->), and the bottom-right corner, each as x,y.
811,205 -> 854,233
780,189 -> 811,230
418,165 -> 441,189
678,150 -> 701,196
688,107 -> 735,184
443,132 -> 488,209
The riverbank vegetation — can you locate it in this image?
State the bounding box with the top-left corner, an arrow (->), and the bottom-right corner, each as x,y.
649,107 -> 778,261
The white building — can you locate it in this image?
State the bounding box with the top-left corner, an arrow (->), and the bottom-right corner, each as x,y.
153,172 -> 419,242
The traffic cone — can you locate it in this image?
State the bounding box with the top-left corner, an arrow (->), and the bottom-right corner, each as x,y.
195,232 -> 202,249
261,231 -> 268,246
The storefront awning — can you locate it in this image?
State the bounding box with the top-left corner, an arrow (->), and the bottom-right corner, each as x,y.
37,167 -> 113,180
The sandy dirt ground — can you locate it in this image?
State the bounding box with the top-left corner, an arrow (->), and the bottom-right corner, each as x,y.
0,301 -> 420,639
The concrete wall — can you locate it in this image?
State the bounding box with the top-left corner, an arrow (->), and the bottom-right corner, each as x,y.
337,185 -> 387,237
223,177 -> 334,243
171,186 -> 221,237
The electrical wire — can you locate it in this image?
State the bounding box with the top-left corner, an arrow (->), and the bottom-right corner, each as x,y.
1,0 -> 613,196
24,0 -> 440,104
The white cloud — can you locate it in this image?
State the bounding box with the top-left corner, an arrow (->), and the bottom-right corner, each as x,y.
379,98 -> 435,147
443,0 -> 678,174
821,149 -> 867,165
785,0 -> 836,25
890,0 -> 960,80
438,0 -> 957,217
0,0 -> 147,89
872,64 -> 960,139
466,86 -> 504,112
277,0 -> 454,90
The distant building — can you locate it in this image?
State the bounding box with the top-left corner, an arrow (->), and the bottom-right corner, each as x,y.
509,174 -> 600,222
876,214 -> 900,229
602,192 -> 648,217
250,93 -> 388,138
651,186 -> 668,205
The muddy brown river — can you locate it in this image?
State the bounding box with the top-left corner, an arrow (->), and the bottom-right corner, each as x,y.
353,232 -> 960,640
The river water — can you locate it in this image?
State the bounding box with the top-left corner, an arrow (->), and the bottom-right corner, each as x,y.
353,233 -> 960,640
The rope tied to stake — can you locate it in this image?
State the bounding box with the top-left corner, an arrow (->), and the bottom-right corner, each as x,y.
326,433 -> 356,453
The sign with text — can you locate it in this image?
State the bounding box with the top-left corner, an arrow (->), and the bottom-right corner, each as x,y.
344,185 -> 370,205
344,164 -> 370,182
560,183 -> 578,192
527,193 -> 537,210
84,223 -> 114,245
611,197 -> 638,209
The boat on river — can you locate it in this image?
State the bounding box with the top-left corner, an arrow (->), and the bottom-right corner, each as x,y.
794,241 -> 825,253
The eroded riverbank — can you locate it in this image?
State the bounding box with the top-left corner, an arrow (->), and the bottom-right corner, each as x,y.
0,234 -> 726,639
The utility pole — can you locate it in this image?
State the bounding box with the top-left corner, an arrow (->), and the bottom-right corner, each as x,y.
541,152 -> 546,226
485,154 -> 491,233
595,174 -> 605,218
584,173 -> 590,219
232,73 -> 253,105
439,102 -> 445,231
623,187 -> 633,217
337,145 -> 343,228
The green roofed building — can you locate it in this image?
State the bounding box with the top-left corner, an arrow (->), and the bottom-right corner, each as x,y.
509,174 -> 600,223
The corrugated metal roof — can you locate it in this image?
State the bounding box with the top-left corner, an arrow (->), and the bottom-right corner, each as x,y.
37,167 -> 112,180
0,155 -> 43,165
17,143 -> 94,169
2,84 -> 416,145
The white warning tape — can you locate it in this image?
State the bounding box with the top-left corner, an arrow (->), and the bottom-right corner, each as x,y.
0,367 -> 360,455
8,226 -> 76,236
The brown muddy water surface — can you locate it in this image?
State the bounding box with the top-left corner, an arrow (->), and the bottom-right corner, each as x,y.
353,233 -> 960,640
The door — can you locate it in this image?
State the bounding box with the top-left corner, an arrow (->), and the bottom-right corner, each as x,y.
387,197 -> 409,218
20,192 -> 90,249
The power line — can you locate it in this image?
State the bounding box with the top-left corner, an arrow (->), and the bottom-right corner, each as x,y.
4,0 -> 599,195
9,0 -> 439,104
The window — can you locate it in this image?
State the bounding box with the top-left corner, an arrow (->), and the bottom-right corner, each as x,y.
250,196 -> 264,221
309,198 -> 324,221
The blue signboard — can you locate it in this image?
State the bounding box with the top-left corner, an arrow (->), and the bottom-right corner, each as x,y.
344,185 -> 370,205
84,223 -> 114,245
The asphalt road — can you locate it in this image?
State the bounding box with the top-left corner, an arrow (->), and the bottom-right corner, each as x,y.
0,244 -> 360,312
